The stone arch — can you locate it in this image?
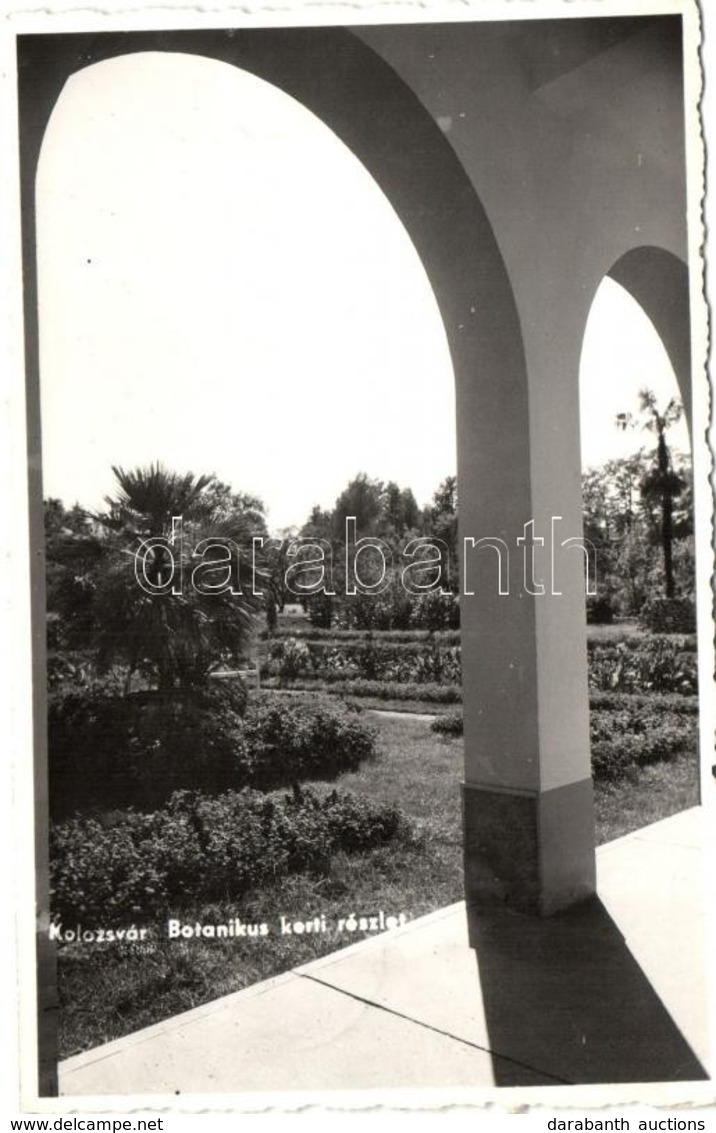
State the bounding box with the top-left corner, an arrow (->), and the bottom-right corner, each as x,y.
607,246 -> 691,429
24,30 -> 567,975
20,33 -> 539,831
22,20 -> 701,1097
20,29 -> 531,496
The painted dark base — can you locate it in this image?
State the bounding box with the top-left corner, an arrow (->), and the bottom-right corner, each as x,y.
462,778 -> 596,921
37,930 -> 59,1096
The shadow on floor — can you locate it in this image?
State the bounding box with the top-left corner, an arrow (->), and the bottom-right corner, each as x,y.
467,897 -> 708,1086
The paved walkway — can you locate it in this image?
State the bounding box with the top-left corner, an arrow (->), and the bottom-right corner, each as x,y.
59,807 -> 711,1098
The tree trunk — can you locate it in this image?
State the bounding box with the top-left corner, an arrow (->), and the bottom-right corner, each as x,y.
663,493 -> 675,599
657,430 -> 675,599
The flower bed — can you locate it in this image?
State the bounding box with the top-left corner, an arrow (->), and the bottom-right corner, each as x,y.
50,786 -> 408,926
49,681 -> 378,816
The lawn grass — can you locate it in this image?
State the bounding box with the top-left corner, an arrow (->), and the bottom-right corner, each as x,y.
253,686 -> 452,716
585,620 -> 642,640
593,756 -> 700,844
55,711 -> 701,1058
345,697 -> 449,715
57,837 -> 462,1058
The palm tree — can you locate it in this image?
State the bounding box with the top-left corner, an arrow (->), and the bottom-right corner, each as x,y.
102,464 -> 217,534
92,463 -> 267,691
616,390 -> 685,599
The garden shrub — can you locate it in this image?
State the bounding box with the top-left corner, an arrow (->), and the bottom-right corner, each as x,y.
335,578 -> 415,631
426,693 -> 699,760
262,629 -> 696,696
264,678 -> 447,702
430,711 -> 464,736
589,690 -> 698,714
261,626 -> 462,646
266,636 -> 462,686
586,594 -> 616,624
590,707 -> 698,781
639,597 -> 697,634
240,693 -> 377,788
49,678 -> 250,817
49,786 -> 407,925
306,592 -> 333,629
589,691 -> 698,781
323,587 -> 460,632
263,637 -> 697,701
410,589 -> 460,631
269,637 -> 312,685
585,631 -> 697,652
587,637 -> 698,695
316,679 -> 462,703
49,679 -> 376,816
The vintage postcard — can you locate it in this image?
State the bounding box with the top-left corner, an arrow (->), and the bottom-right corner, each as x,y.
4,0 -> 714,1114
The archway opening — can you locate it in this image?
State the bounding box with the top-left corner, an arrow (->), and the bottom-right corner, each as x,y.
579,268 -> 698,843
37,50 -> 469,1055
37,51 -> 456,529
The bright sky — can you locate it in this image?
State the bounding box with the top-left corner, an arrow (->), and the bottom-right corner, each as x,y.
37,51 -> 688,532
579,277 -> 690,470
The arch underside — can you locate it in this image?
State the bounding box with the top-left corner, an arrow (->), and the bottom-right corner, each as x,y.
20,30 -> 538,754
20,31 -> 696,1095
608,246 -> 691,428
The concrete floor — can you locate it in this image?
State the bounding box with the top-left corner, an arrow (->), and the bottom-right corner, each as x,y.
59,807 -> 711,1098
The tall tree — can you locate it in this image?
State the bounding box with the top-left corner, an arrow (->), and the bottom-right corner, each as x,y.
616,390 -> 685,599
74,464 -> 266,691
423,475 -> 459,590
45,499 -> 104,653
331,473 -> 385,540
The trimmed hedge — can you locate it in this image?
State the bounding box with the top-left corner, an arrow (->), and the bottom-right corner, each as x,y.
589,690 -> 699,714
49,679 -> 250,816
262,627 -> 462,646
263,636 -> 699,699
430,711 -> 464,736
49,682 -> 377,817
586,595 -> 616,625
240,694 -> 377,789
590,705 -> 698,781
265,636 -> 462,686
587,637 -> 698,694
262,632 -> 697,695
585,632 -> 696,653
427,693 -> 700,781
427,692 -> 700,734
319,588 -> 460,632
333,679 -> 462,703
50,786 -> 408,926
262,678 -> 463,704
640,598 -> 696,634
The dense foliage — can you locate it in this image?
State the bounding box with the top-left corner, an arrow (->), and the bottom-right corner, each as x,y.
430,711 -> 464,736
307,587 -> 460,632
262,627 -> 462,645
639,597 -> 696,634
261,632 -> 698,698
50,786 -> 407,926
265,678 -> 464,704
45,467 -> 268,691
586,636 -> 697,694
590,701 -> 699,781
240,693 -> 377,789
427,692 -> 699,782
582,395 -> 694,621
49,681 -> 377,816
266,635 -> 462,686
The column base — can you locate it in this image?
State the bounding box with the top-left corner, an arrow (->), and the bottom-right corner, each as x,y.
462,778 -> 596,919
37,928 -> 59,1096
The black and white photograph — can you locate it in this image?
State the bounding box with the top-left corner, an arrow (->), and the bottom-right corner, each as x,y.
4,0 -> 714,1112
